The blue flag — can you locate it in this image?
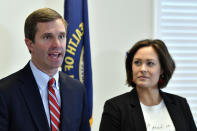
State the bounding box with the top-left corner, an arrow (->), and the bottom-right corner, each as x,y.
62,0 -> 93,127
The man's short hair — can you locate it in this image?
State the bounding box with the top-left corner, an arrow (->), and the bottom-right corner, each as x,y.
24,8 -> 67,43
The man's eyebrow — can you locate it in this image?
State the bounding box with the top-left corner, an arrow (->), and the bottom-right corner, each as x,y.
42,33 -> 53,36
59,32 -> 66,35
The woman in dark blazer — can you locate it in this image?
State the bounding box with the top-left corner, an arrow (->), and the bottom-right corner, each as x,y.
99,39 -> 196,131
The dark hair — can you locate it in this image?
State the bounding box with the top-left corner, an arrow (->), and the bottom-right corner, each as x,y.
126,39 -> 175,89
24,8 -> 67,43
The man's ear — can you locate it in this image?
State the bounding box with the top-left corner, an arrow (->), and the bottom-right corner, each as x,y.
25,38 -> 34,53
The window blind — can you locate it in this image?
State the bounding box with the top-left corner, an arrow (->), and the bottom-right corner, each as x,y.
154,0 -> 197,124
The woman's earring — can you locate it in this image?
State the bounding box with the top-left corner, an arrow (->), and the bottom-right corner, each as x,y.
131,79 -> 135,84
159,74 -> 164,84
159,79 -> 163,84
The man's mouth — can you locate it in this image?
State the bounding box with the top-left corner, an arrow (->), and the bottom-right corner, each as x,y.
49,53 -> 61,58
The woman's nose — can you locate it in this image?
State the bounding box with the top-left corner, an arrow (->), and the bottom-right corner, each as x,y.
140,64 -> 147,72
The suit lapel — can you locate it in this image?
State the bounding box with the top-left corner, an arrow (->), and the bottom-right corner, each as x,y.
161,91 -> 187,131
129,89 -> 188,131
59,72 -> 73,131
129,88 -> 147,131
18,63 -> 50,131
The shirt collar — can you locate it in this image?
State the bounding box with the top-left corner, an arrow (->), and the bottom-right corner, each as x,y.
29,60 -> 60,90
50,71 -> 59,90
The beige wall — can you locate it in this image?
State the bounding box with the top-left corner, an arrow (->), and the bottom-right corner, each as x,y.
0,0 -> 153,130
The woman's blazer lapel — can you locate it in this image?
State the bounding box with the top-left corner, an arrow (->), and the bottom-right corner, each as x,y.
161,90 -> 191,131
129,88 -> 147,131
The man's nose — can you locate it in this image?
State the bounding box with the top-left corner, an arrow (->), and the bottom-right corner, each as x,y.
52,38 -> 61,47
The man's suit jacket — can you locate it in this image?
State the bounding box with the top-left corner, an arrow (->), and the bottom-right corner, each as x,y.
0,63 -> 90,131
99,88 -> 196,131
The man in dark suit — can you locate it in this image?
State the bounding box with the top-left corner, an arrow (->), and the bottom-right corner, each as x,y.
0,8 -> 90,131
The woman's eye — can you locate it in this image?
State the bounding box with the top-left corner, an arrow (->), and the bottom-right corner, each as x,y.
134,61 -> 141,65
147,62 -> 155,66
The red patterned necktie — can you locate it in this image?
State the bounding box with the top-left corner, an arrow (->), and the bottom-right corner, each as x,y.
48,78 -> 61,131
